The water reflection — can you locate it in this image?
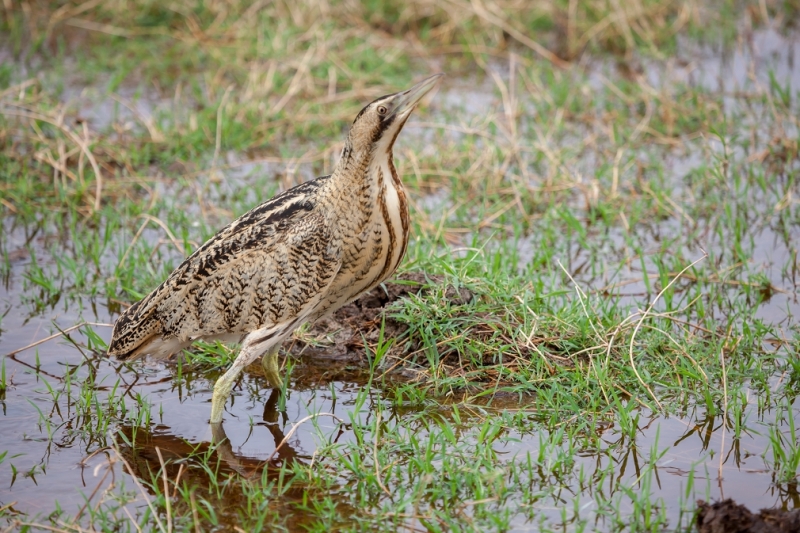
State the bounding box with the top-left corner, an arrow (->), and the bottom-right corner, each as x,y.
112,386 -> 364,531
117,390 -> 303,479
212,389 -> 301,473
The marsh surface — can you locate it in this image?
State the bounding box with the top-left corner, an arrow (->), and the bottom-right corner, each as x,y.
2,2 -> 800,531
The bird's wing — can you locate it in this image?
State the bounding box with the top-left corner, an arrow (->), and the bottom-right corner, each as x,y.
108,177 -> 340,359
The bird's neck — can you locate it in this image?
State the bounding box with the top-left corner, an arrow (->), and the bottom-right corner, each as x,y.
327,141 -> 410,283
330,143 -> 400,199
327,143 -> 408,236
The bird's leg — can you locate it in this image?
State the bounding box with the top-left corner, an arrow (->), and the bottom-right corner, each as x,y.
210,334 -> 270,424
261,345 -> 282,388
210,362 -> 244,424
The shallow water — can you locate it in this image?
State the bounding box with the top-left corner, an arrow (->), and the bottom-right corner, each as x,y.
0,297 -> 375,522
1,211 -> 798,530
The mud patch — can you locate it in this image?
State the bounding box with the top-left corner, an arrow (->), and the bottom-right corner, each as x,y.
696,499 -> 800,533
282,272 -> 474,385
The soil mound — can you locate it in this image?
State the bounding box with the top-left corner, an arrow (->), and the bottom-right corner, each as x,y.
696,499 -> 800,533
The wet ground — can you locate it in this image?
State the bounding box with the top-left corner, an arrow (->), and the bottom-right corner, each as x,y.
1,213 -> 798,531
2,20 -> 800,533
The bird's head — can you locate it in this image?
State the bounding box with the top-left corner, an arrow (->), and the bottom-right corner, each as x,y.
342,73 -> 443,161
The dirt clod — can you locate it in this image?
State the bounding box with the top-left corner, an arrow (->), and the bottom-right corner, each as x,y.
282,272 -> 473,385
696,499 -> 800,533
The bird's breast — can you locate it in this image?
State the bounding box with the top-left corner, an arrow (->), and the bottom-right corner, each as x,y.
321,159 -> 409,314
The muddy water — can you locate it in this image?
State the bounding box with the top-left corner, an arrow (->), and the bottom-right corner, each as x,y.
2,295 -> 793,531
0,299 -> 375,522
1,210 -> 797,531
1,222 -> 798,531
534,207 -> 800,324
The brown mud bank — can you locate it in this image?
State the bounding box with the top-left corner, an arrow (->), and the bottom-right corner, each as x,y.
696,499 -> 800,533
277,272 -> 475,386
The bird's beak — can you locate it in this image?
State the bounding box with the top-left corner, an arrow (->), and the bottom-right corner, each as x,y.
389,73 -> 444,119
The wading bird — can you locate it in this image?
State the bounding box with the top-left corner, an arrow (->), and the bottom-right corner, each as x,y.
107,74 -> 443,424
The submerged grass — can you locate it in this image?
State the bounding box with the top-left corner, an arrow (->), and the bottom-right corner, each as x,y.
1,0 -> 800,531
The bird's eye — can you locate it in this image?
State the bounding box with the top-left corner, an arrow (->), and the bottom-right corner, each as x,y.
377,105 -> 388,116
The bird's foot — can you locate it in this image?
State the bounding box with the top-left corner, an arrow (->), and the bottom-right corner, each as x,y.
261,349 -> 282,389
210,377 -> 235,424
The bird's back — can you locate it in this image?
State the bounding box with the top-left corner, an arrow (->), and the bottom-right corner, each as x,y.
107,176 -> 339,360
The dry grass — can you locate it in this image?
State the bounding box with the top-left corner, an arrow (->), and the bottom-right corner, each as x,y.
0,0 -> 737,216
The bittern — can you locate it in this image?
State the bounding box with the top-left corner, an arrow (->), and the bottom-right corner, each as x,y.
107,74 -> 443,424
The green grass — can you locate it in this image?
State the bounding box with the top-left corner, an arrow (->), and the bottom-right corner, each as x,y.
2,0 -> 800,531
